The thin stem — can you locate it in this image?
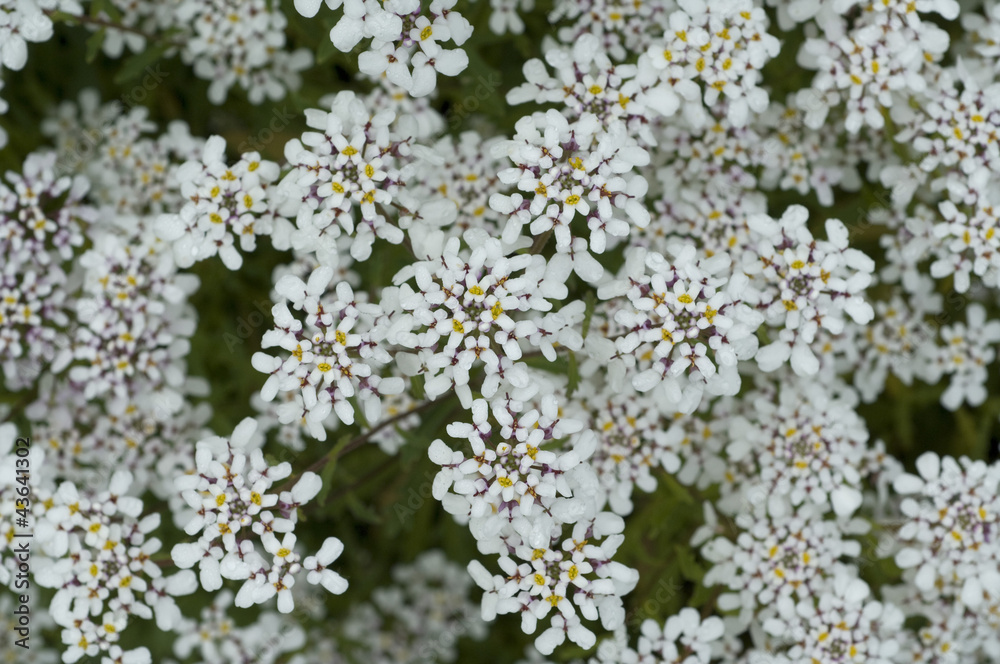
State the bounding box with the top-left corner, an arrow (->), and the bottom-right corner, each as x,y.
376,202 -> 416,258
45,10 -> 169,43
529,228 -> 554,255
278,398 -> 441,492
699,585 -> 723,620
326,456 -> 397,504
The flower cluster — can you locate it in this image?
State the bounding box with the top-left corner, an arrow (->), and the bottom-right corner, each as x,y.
295,0 -> 472,97
41,91 -> 204,216
642,0 -> 781,127
156,136 -> 281,270
431,392 -> 639,654
172,589 -> 306,664
62,228 -> 198,401
253,265 -> 401,438
179,0 -> 313,104
567,385 -> 683,516
26,375 -> 211,498
386,237 -> 581,406
762,570 -> 905,664
892,453 -> 1000,610
799,0 -> 956,133
467,513 -> 638,656
0,151 -> 91,388
702,503 -> 865,623
745,205 -> 876,376
549,0 -> 671,60
924,303 -> 1000,410
94,0 -> 311,103
507,34 -> 656,140
599,243 -> 763,413
724,378 -> 879,518
338,551 -> 488,663
490,110 -> 651,259
1,449 -> 189,664
171,419 -> 349,612
274,91 -> 415,265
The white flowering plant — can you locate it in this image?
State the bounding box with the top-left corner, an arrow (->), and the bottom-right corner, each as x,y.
2,0 -> 1000,663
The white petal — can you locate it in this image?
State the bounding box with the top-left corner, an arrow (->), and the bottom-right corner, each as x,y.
892,473 -> 924,494
231,417 -> 258,448
170,543 -> 202,569
219,244 -> 243,270
894,547 -> 922,569
320,570 -> 349,595
915,452 -> 940,481
291,472 -> 322,504
294,0 -> 322,17
433,49 -> 469,76
428,439 -> 454,465
535,627 -> 565,655
831,486 -> 862,517
316,537 -> 344,564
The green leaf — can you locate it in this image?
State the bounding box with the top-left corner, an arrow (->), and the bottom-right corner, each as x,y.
524,354 -> 567,373
113,42 -> 171,85
316,434 -> 352,503
316,37 -> 340,65
85,29 -> 106,64
352,396 -> 369,430
89,0 -> 123,21
345,495 -> 381,524
675,544 -> 706,583
581,290 -> 596,338
566,351 -> 579,398
410,373 -> 425,401
689,579 -> 717,606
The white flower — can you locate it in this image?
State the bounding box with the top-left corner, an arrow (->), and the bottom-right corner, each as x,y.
745,205 -> 875,376
296,0 -> 469,96
892,452 -> 1000,608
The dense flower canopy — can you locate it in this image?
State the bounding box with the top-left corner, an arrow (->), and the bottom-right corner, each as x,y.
1,0 -> 1000,663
